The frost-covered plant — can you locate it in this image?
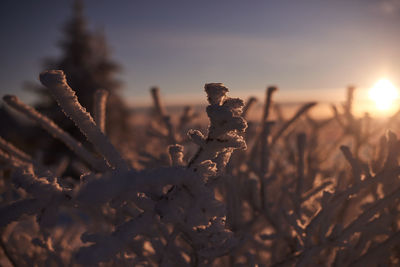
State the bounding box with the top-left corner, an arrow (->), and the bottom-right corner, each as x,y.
210,86 -> 400,266
0,71 -> 246,266
3,71 -> 400,267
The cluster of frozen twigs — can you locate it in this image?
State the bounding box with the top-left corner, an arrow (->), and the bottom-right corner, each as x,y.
0,70 -> 246,266
2,71 -> 400,266
213,85 -> 400,266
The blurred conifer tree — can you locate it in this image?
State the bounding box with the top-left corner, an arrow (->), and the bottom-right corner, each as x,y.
31,0 -> 132,164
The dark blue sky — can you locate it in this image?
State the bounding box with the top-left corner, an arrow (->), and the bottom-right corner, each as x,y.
1,0 -> 400,105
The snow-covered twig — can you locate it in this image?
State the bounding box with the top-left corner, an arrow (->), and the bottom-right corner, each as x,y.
3,95 -> 109,172
39,70 -> 129,170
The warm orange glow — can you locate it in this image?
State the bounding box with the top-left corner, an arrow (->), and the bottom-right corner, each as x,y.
369,79 -> 399,111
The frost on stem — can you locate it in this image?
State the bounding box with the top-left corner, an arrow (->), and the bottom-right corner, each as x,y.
205,84 -> 247,138
188,83 -> 247,168
0,147 -> 29,169
0,166 -> 68,229
168,144 -> 184,166
39,70 -> 129,170
205,83 -> 229,105
3,95 -> 109,172
0,135 -> 32,163
93,89 -> 109,134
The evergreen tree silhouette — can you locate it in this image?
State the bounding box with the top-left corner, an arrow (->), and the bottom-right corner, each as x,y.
33,0 -> 131,165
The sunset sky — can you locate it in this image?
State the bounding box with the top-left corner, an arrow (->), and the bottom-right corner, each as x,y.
1,0 -> 400,108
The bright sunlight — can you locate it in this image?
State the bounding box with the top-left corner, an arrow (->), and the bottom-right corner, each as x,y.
369,79 -> 399,111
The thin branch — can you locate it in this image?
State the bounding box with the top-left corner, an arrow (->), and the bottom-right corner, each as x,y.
39,70 -> 129,170
93,89 -> 109,134
271,102 -> 316,145
3,95 -> 109,172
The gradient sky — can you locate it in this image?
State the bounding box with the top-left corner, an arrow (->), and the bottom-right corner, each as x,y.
1,0 -> 400,106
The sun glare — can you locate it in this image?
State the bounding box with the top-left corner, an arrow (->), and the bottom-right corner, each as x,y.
369,79 -> 399,111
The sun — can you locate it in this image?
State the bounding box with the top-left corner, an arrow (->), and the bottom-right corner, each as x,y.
369,79 -> 399,111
